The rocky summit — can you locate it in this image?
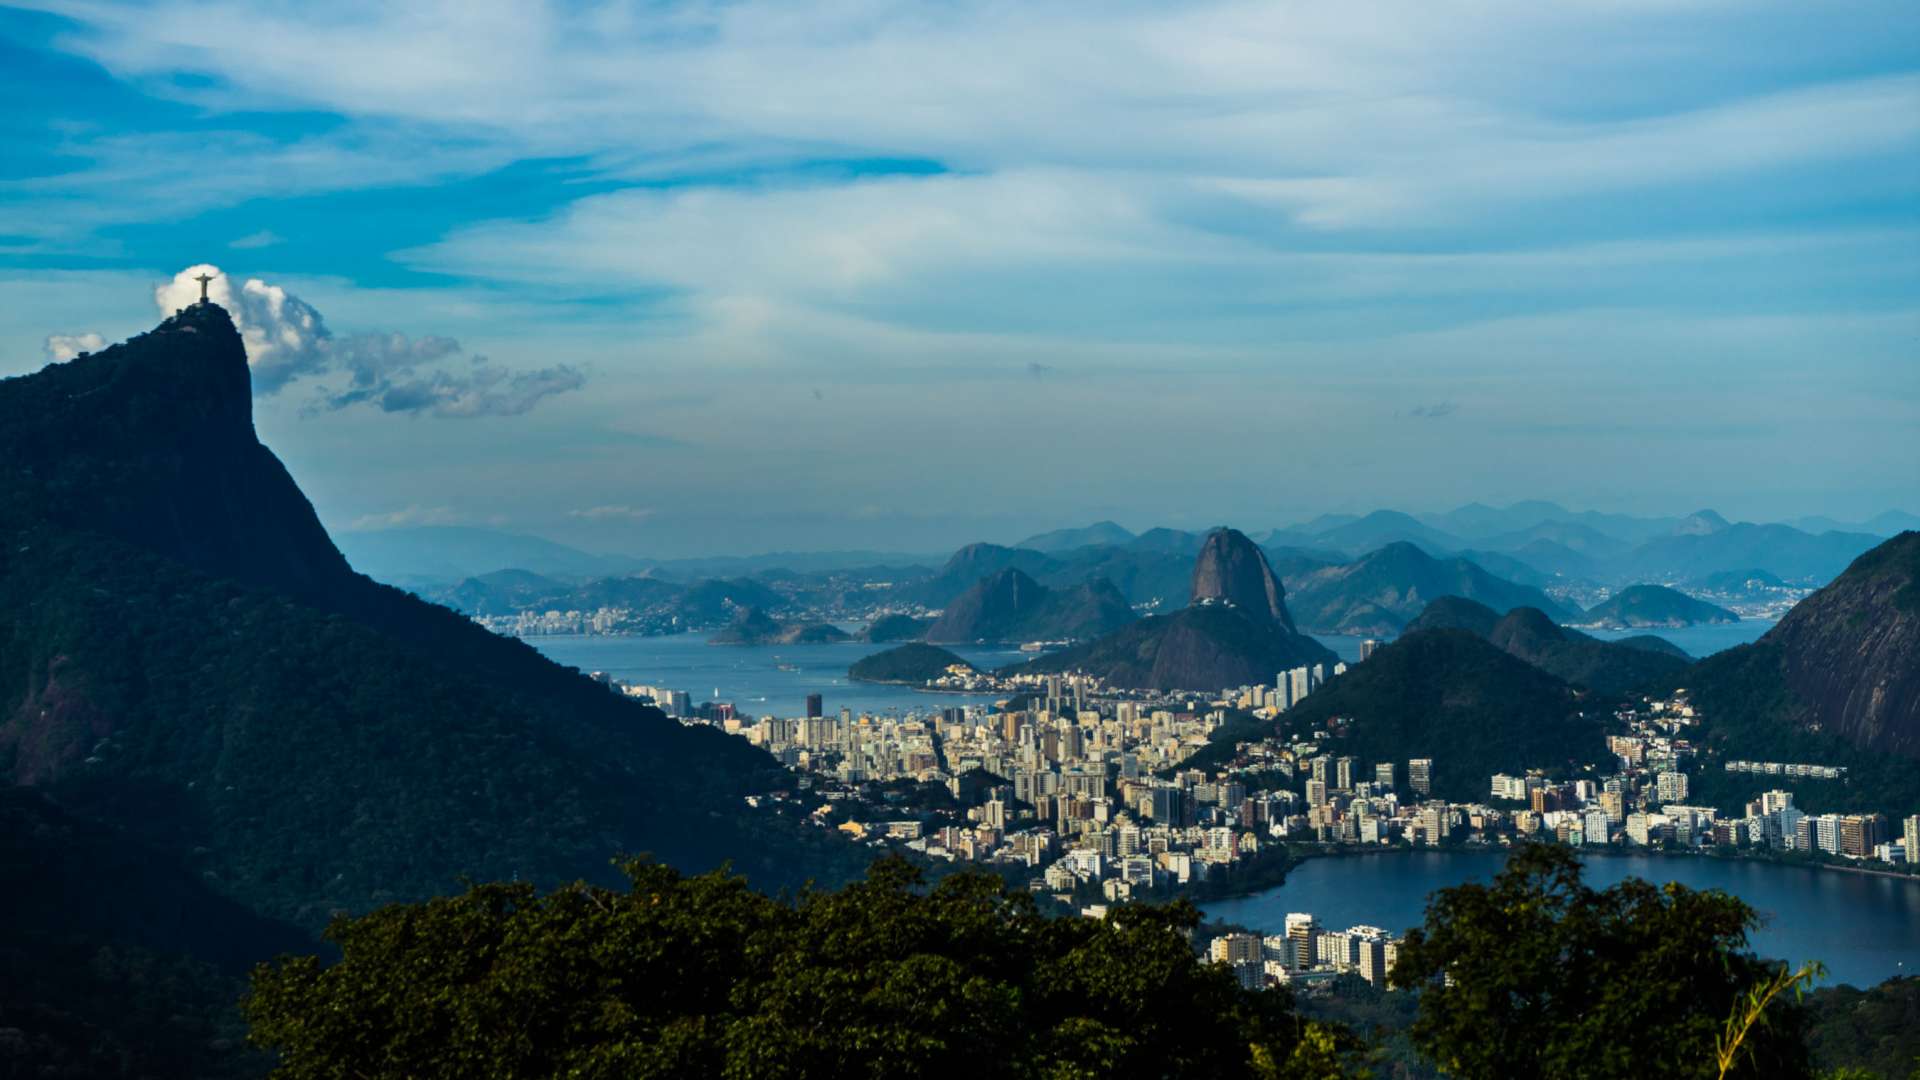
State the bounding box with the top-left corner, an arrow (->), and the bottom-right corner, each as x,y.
1188,527 -> 1295,630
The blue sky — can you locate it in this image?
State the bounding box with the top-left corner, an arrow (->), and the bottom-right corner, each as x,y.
1,0 -> 1915,556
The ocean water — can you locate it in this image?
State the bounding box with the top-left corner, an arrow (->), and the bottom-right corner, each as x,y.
527,617 -> 1776,722
1203,849 -> 1920,988
528,631 -> 1030,718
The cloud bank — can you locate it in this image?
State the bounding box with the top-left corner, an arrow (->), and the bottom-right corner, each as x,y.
44,331 -> 107,363
154,265 -> 584,417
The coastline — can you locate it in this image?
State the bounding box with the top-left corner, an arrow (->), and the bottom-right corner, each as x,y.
1188,840 -> 1920,906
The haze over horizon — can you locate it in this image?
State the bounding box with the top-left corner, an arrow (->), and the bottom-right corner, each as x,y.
4,2 -> 1916,557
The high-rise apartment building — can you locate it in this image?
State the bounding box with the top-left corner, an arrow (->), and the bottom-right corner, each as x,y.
1409,759 -> 1433,797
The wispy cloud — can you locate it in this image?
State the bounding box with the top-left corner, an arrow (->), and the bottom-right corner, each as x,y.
228,229 -> 284,249
346,504 -> 496,531
569,504 -> 655,522
153,265 -> 584,417
43,331 -> 106,362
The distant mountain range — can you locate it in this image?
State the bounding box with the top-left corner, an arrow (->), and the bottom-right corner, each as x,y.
1285,541 -> 1580,634
1012,529 -> 1335,691
1404,597 -> 1692,696
1181,531 -> 1920,813
924,569 -> 1134,644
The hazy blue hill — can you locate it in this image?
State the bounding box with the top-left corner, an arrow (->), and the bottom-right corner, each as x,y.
924,569 -> 1134,643
849,643 -> 977,684
1276,629 -> 1606,801
861,613 -> 932,642
1691,567 -> 1786,592
1581,584 -> 1738,629
710,607 -> 850,645
1672,509 -> 1732,535
1128,527 -> 1207,555
897,542 -> 1060,607
1615,522 -> 1880,584
1499,537 -> 1606,581
1039,545 -> 1195,608
1260,544 -> 1346,582
668,576 -> 780,621
336,525 -> 646,585
1287,541 -> 1580,634
441,567 -> 571,614
434,571 -> 781,628
1680,532 -> 1920,815
1453,547 -> 1557,587
1015,520 -> 1135,551
1866,510 -> 1920,535
1479,519 -> 1630,558
1419,501 -> 1682,545
1280,509 -> 1465,557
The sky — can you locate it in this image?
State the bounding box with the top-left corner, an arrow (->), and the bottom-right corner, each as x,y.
1,1 -> 1916,557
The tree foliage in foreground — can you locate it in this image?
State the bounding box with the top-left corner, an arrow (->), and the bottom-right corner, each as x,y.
245,856 -> 1358,1079
1389,843 -> 1814,1080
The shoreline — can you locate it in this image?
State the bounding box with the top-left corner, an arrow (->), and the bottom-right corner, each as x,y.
1190,840 -> 1920,906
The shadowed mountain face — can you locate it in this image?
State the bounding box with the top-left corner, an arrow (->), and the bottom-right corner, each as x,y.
1189,527 -> 1295,630
0,306 -> 349,601
1741,533 -> 1920,758
1402,597 -> 1691,696
925,568 -> 1134,643
1274,629 -> 1605,801
0,305 -> 869,928
1672,534 -> 1920,816
1011,604 -> 1335,693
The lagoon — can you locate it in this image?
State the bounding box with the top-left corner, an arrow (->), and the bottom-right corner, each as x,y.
1203,849 -> 1920,988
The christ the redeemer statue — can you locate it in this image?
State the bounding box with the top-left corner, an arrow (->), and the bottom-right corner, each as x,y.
195,272 -> 214,304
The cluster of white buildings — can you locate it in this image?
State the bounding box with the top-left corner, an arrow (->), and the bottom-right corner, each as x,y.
1206,915 -> 1402,992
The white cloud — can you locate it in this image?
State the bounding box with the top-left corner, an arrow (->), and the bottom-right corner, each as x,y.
569,504 -> 655,522
43,331 -> 107,362
229,229 -> 284,249
151,264 -> 585,416
24,0 -> 1920,232
346,504 -> 473,531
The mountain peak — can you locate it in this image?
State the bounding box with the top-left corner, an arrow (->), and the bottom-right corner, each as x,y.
1189,527 -> 1296,631
0,307 -> 350,600
1673,509 -> 1731,536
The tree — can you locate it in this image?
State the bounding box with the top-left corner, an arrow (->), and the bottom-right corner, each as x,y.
246,856 -> 1359,1079
1388,843 -> 1813,1080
